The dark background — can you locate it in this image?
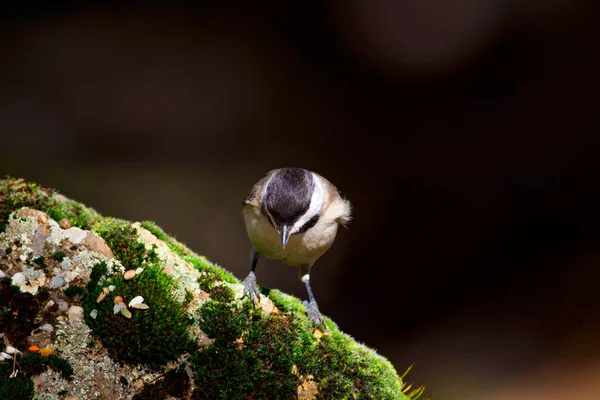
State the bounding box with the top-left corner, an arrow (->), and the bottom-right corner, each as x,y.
2,2 -> 600,398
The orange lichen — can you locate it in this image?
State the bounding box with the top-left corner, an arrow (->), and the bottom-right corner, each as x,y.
28,345 -> 40,352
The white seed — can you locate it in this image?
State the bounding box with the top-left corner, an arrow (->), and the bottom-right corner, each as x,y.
128,296 -> 144,308
108,285 -> 115,292
135,267 -> 144,274
131,303 -> 149,310
90,309 -> 98,319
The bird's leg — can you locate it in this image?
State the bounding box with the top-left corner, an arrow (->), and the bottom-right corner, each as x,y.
299,264 -> 324,327
243,249 -> 261,303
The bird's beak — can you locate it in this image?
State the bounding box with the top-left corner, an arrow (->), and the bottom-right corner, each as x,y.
280,225 -> 292,248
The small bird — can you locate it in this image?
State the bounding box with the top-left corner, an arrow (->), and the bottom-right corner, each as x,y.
241,167 -> 352,326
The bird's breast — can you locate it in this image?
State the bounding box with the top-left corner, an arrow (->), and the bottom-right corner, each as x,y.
242,207 -> 338,267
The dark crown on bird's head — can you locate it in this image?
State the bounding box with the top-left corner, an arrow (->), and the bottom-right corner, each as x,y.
264,167 -> 315,227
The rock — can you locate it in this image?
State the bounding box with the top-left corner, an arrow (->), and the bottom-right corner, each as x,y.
50,276 -> 65,289
27,331 -> 52,348
31,225 -> 50,257
57,300 -> 69,312
11,272 -> 27,286
60,258 -> 72,271
41,324 -> 54,332
68,306 -> 85,326
83,232 -> 116,259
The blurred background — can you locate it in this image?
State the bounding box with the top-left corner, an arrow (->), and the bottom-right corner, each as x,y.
2,1 -> 600,398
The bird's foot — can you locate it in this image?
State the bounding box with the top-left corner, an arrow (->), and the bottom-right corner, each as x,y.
243,271 -> 260,304
303,300 -> 325,328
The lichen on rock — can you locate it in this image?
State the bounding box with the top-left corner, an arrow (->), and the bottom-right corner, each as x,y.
0,177 -> 425,400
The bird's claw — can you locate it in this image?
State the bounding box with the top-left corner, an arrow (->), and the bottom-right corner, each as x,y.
243,271 -> 260,304
303,300 -> 325,327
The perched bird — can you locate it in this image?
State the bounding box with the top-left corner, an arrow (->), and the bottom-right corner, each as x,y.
241,167 -> 352,326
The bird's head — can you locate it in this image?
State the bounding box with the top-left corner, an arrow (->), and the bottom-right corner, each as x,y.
262,167 -> 323,248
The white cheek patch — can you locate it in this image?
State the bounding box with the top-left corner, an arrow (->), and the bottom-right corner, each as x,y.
292,173 -> 325,234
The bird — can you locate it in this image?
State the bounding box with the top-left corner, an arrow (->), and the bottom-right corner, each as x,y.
241,167 -> 352,327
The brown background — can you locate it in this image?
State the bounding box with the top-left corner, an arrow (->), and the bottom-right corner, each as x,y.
2,2 -> 600,398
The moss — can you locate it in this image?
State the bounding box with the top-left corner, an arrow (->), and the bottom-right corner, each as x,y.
86,261 -> 108,291
192,292 -> 409,400
32,256 -> 46,268
0,179 -> 423,398
20,352 -> 73,381
83,262 -> 196,368
52,251 -> 66,262
94,218 -> 157,269
197,271 -> 219,293
140,220 -> 238,284
0,278 -> 49,348
47,199 -> 100,230
192,300 -> 308,399
4,247 -> 11,255
0,177 -> 55,233
64,285 -> 86,298
133,366 -> 190,400
0,361 -> 34,400
210,285 -> 235,304
120,376 -> 128,386
0,176 -> 101,233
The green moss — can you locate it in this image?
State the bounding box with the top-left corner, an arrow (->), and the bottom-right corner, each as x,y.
94,218 -> 157,269
0,176 -> 101,233
0,278 -> 49,348
0,177 -> 55,233
133,366 -> 189,400
192,300 -> 310,399
86,261 -> 108,291
83,262 -> 196,368
52,251 -> 66,262
64,285 -> 86,298
197,271 -> 219,293
47,199 -> 100,230
0,179 -> 422,398
20,352 -> 73,381
210,285 -> 235,304
0,361 -> 34,400
32,256 -> 46,268
191,292 -> 409,400
140,220 -> 238,284
4,247 -> 11,255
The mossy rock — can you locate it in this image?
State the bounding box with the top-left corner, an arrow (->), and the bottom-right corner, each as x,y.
0,177 -> 426,399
